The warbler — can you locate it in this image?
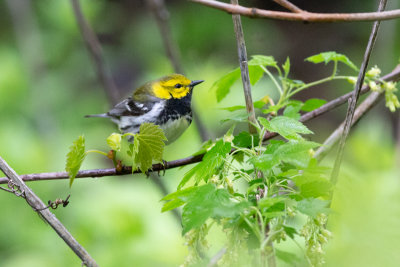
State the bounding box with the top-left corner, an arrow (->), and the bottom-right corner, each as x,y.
86,74 -> 204,144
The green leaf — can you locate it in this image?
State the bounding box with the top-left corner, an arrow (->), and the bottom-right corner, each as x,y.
161,198 -> 185,212
253,100 -> 266,109
297,198 -> 330,217
178,140 -> 231,189
274,141 -> 320,168
276,249 -> 300,265
66,135 -> 86,187
211,68 -> 241,102
290,165 -> 332,198
259,116 -> 313,140
134,123 -> 167,173
248,65 -> 264,86
248,154 -> 279,171
301,98 -> 327,112
181,184 -> 249,234
283,225 -> 297,239
233,131 -> 259,148
305,51 -> 358,71
282,57 -> 290,77
106,133 -> 122,151
248,55 -> 277,68
220,105 -> 246,112
283,100 -> 303,119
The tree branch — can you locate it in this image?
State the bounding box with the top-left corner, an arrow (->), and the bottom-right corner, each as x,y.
190,0 -> 400,22
1,66 -> 399,185
146,0 -> 183,74
273,0 -> 303,13
314,91 -> 383,161
231,0 -> 257,134
70,0 -> 120,105
146,0 -> 210,141
330,0 -> 387,185
0,157 -> 98,267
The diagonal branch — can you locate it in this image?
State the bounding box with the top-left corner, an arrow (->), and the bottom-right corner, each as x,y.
71,0 -> 120,105
190,0 -> 400,22
1,66 -> 399,185
146,0 -> 210,141
0,157 -> 98,267
273,0 -> 303,13
231,0 -> 257,134
330,0 -> 387,185
146,0 -> 183,74
314,91 -> 384,161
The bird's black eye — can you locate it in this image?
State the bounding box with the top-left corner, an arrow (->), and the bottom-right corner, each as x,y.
175,83 -> 182,88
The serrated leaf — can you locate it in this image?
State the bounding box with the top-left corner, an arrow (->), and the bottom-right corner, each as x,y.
297,198 -> 330,217
259,116 -> 313,140
66,135 -> 86,187
248,154 -> 279,171
275,141 -> 320,167
134,123 -> 167,173
181,184 -> 249,234
106,133 -> 122,151
305,51 -> 358,71
301,98 -> 327,112
248,55 -> 277,67
211,68 -> 241,102
178,140 -> 231,189
283,100 -> 303,119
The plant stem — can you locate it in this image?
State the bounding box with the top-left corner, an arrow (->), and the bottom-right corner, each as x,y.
260,66 -> 283,95
287,75 -> 350,98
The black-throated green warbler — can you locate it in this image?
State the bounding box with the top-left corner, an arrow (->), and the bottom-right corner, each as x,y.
86,74 -> 204,144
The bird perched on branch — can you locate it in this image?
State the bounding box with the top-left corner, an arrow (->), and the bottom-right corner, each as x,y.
86,74 -> 204,144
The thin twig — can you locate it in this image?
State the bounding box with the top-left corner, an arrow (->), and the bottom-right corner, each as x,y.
330,0 -> 387,185
314,91 -> 383,161
70,0 -> 120,105
273,0 -> 303,13
0,157 -> 98,267
231,0 -> 257,134
190,0 -> 400,22
146,0 -> 210,141
146,0 -> 183,74
1,65 -> 400,184
207,247 -> 227,267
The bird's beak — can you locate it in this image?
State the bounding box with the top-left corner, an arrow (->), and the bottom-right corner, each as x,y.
190,80 -> 204,87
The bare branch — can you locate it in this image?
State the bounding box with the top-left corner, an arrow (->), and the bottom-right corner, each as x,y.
1,66 -> 399,184
273,0 -> 303,13
146,0 -> 183,74
147,0 -> 210,141
190,0 -> 400,22
0,157 -> 98,267
70,0 -> 120,105
231,0 -> 257,134
314,91 -> 383,161
331,0 -> 387,184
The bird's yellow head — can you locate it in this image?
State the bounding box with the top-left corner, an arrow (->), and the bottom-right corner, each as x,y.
150,74 -> 204,100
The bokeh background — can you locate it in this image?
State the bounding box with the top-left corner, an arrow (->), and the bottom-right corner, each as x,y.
0,0 -> 400,266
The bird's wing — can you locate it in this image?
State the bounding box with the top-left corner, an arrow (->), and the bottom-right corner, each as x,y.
107,97 -> 154,117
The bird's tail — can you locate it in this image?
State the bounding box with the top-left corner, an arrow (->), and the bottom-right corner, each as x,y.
84,113 -> 110,118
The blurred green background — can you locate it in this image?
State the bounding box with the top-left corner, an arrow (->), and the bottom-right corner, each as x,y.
0,0 -> 399,266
